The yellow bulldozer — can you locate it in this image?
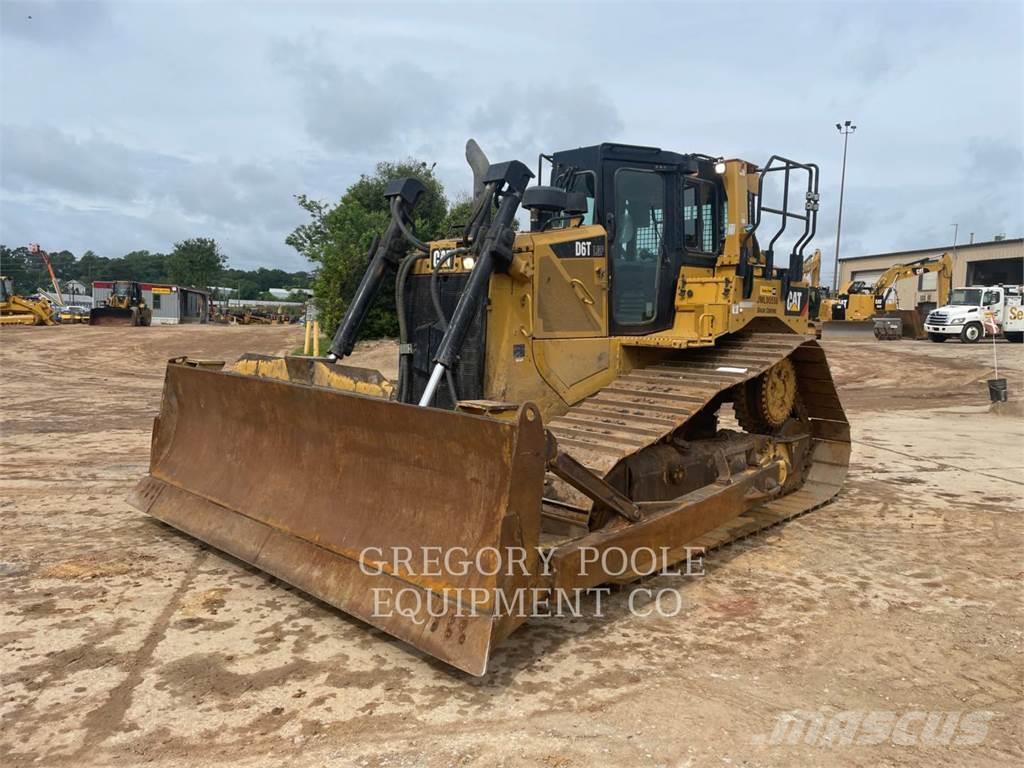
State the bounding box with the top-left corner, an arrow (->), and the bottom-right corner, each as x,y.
0,276 -> 56,326
131,141 -> 849,675
820,252 -> 953,340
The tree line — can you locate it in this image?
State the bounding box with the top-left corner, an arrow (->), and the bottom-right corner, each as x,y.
4,156 -> 475,332
0,238 -> 312,302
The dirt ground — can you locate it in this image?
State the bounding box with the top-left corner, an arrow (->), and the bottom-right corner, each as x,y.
1,324 -> 1022,767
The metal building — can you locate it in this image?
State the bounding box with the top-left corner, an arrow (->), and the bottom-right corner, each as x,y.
836,237 -> 1023,311
92,282 -> 209,325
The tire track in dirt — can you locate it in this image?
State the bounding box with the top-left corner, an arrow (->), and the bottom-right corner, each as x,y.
75,549 -> 209,755
858,439 -> 1024,487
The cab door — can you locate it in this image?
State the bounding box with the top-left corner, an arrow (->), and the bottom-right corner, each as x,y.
531,225 -> 609,338
602,165 -> 674,335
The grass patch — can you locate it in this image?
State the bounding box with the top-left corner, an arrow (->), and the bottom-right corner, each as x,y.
292,334 -> 331,356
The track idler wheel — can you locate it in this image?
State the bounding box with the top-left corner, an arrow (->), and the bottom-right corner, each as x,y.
734,358 -> 797,433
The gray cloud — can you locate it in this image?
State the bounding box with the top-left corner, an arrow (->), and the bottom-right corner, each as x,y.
468,83 -> 625,165
273,40 -> 456,154
0,0 -> 111,46
0,0 -> 1020,280
0,123 -> 310,268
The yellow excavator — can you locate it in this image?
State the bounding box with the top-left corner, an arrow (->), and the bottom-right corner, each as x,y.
820,252 -> 952,340
801,249 -> 829,333
0,276 -> 56,326
131,141 -> 849,675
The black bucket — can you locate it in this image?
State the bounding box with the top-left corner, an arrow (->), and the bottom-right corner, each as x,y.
988,378 -> 1008,403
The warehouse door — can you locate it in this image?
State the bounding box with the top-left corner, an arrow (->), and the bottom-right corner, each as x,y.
967,258 -> 1023,286
850,269 -> 885,286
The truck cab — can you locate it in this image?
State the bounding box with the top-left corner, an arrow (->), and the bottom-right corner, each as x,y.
925,285 -> 1024,343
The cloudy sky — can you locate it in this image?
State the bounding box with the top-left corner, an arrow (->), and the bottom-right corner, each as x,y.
1,0 -> 1021,282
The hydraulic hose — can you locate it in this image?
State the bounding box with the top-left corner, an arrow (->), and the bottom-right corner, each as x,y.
328,177 -> 426,360
392,197 -> 429,254
430,247 -> 469,332
394,252 -> 420,403
419,190 -> 522,407
430,247 -> 469,405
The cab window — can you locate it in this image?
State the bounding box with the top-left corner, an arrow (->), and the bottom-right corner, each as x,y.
567,171 -> 596,225
682,178 -> 721,254
983,289 -> 1001,306
612,168 -> 664,325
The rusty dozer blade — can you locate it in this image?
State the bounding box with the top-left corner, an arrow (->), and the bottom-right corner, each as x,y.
89,306 -> 136,326
130,359 -> 547,675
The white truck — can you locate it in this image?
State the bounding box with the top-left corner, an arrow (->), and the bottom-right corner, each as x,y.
924,285 -> 1024,343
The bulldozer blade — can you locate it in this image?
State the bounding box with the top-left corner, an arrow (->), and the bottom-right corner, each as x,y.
129,360 -> 547,675
820,319 -> 876,340
224,352 -> 395,400
89,307 -> 137,326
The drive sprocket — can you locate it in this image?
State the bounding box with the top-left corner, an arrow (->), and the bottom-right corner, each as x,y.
734,358 -> 797,433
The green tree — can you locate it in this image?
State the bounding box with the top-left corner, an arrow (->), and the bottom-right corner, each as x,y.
0,245 -> 45,291
286,159 -> 453,337
167,238 -> 226,290
121,250 -> 170,283
74,250 -> 117,284
49,249 -> 76,276
441,194 -> 476,237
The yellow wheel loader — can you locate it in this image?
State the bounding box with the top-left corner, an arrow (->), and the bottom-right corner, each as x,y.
0,276 -> 56,326
131,142 -> 849,675
90,280 -> 152,326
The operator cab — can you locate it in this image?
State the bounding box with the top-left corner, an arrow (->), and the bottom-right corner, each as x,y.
535,143 -> 726,336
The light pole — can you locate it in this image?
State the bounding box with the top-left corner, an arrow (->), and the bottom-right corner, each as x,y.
951,222 -> 959,273
833,120 -> 857,291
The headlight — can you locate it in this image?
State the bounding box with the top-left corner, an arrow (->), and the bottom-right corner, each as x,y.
714,161 -> 727,175
952,318 -> 965,324
462,255 -> 476,270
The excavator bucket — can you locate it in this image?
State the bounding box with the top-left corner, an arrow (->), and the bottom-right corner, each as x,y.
129,358 -> 547,675
881,309 -> 926,340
